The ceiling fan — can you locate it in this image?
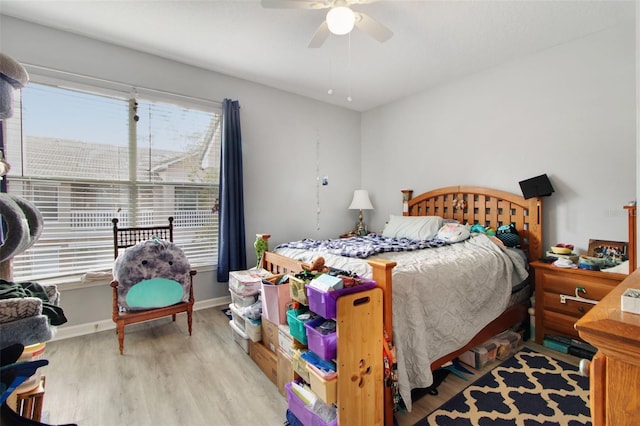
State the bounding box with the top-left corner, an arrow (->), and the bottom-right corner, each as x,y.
261,0 -> 393,48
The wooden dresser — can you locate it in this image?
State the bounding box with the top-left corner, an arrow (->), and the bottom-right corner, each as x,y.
531,261 -> 627,344
575,267 -> 640,425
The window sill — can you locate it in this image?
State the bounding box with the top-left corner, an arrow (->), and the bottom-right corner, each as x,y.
27,264 -> 214,292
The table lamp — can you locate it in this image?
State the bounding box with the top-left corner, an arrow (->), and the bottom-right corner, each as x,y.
349,190 -> 374,236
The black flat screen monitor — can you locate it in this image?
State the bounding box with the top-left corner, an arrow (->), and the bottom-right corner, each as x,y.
519,174 -> 554,200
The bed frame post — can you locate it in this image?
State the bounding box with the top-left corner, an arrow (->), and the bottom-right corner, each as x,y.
527,197 -> 543,261
626,204 -> 637,273
401,189 -> 413,216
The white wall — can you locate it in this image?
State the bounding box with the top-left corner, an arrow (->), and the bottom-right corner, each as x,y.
1,16 -> 362,330
362,23 -> 637,256
1,15 -> 637,334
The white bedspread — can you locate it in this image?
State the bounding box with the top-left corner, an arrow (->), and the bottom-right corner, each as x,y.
274,233 -> 529,412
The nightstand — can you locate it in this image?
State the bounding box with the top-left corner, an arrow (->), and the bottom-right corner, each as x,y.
530,261 -> 627,344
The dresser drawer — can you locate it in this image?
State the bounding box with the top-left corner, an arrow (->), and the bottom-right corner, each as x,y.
541,310 -> 581,339
542,292 -> 596,318
540,272 -> 617,301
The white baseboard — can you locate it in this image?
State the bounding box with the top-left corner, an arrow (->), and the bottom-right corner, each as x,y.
51,296 -> 231,341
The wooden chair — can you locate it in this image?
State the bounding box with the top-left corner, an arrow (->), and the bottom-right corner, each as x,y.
110,217 -> 196,355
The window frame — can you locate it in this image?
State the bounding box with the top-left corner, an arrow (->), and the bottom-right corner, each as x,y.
3,69 -> 222,285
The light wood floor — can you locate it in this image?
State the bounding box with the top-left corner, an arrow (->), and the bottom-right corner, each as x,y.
31,307 -> 580,426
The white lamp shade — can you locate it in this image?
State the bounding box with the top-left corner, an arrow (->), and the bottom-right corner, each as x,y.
326,6 -> 355,35
349,190 -> 374,210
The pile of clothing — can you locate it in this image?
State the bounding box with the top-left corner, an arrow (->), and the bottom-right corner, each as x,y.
0,280 -> 67,349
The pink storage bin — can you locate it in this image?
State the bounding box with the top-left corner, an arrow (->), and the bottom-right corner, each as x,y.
261,276 -> 292,325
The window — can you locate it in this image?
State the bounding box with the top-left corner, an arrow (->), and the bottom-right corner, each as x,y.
4,77 -> 221,281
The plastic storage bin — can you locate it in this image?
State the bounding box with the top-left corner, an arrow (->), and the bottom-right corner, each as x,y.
229,270 -> 263,296
230,289 -> 259,308
307,364 -> 337,405
459,340 -> 498,369
228,303 -> 261,342
229,320 -> 250,353
291,348 -> 310,383
287,308 -> 314,345
304,318 -> 337,361
493,331 -> 521,360
306,280 -> 376,319
229,303 -> 247,331
289,275 -> 309,305
285,382 -> 337,426
261,275 -> 291,325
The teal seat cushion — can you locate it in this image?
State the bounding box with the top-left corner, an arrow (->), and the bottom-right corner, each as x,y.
125,278 -> 184,309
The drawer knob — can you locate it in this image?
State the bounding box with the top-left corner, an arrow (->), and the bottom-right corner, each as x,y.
578,306 -> 585,313
579,359 -> 590,377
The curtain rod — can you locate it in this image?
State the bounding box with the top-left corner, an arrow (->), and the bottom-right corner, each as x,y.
23,63 -> 223,108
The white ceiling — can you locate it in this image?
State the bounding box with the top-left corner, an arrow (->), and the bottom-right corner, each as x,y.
0,0 -> 635,112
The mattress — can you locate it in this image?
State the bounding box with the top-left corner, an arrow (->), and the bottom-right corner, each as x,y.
274,233 -> 529,412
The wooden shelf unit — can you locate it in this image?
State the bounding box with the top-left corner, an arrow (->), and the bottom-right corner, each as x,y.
336,288 -> 383,426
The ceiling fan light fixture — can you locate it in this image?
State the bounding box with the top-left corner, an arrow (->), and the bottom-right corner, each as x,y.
326,6 -> 355,35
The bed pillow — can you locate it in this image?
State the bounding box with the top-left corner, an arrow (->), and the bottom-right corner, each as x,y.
436,222 -> 470,243
382,215 -> 443,240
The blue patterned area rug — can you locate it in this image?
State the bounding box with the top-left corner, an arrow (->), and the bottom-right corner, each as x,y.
415,347 -> 591,425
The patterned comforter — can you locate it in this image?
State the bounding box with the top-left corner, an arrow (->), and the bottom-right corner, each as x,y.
274,233 -> 529,412
276,234 -> 447,259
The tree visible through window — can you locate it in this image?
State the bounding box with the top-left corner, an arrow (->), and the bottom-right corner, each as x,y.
4,80 -> 221,281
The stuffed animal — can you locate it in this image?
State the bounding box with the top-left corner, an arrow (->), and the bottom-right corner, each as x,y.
436,222 -> 470,243
301,256 -> 330,274
0,53 -> 29,119
113,238 -> 191,311
0,194 -> 44,263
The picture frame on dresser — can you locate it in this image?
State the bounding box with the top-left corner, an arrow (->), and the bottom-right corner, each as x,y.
587,239 -> 628,261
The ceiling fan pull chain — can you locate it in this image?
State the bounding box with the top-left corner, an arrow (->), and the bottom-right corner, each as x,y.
347,31 -> 352,102
316,130 -> 321,231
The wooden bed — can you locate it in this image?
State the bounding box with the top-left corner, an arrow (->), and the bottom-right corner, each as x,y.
261,186 -> 543,426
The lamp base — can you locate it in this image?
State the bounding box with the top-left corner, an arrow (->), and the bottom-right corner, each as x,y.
356,210 -> 367,236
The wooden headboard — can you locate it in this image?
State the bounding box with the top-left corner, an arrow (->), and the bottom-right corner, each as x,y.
402,186 -> 543,262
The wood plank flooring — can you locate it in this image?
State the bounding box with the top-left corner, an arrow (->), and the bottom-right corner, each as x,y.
33,307 -> 581,426
39,307 -> 286,426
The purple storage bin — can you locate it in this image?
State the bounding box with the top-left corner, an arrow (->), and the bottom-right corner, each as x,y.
285,382 -> 338,426
306,280 -> 376,319
304,317 -> 337,361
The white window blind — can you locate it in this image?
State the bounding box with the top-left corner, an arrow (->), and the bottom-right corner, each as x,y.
4,80 -> 220,282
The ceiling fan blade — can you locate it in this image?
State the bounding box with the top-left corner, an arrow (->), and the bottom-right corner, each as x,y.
354,11 -> 393,43
261,0 -> 330,9
308,21 -> 330,48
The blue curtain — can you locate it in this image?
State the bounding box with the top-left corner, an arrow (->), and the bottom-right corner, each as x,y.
217,99 -> 246,282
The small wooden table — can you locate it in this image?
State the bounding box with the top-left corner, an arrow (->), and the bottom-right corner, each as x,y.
15,376 -> 46,422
